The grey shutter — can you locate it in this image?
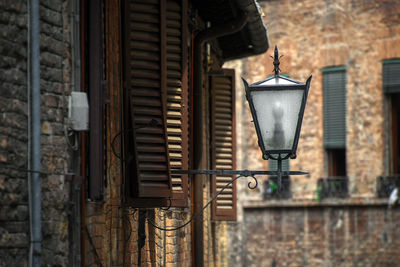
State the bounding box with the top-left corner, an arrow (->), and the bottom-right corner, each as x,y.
383,60 -> 400,93
323,67 -> 346,149
268,159 -> 289,172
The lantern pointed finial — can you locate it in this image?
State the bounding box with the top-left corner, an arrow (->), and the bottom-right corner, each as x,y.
273,45 -> 281,76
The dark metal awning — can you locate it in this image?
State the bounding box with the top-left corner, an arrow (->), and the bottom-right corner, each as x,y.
193,0 -> 269,61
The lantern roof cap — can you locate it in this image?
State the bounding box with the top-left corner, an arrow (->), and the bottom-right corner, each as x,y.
250,74 -> 305,87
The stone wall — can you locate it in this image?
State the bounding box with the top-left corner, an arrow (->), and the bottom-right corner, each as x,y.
0,1 -> 29,265
0,0 -> 73,265
40,0 -> 73,264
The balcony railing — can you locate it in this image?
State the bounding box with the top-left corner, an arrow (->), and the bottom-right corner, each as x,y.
263,176 -> 291,200
316,176 -> 348,200
376,175 -> 400,198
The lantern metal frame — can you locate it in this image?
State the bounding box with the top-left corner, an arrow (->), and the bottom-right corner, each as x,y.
242,46 -> 312,161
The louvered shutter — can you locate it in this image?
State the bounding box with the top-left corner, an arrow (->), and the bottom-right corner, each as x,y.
383,60 -> 400,93
269,159 -> 289,172
323,67 -> 346,149
166,0 -> 189,206
211,69 -> 237,221
124,0 -> 171,198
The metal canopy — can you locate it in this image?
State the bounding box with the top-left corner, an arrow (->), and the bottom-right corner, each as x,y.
192,0 -> 269,61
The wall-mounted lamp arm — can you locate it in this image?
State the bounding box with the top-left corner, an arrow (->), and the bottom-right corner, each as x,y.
172,169 -> 308,176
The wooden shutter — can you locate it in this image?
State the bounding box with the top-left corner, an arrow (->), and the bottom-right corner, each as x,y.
211,69 -> 237,221
124,0 -> 171,198
323,67 -> 346,149
165,0 -> 189,206
88,0 -> 104,200
123,0 -> 189,202
383,59 -> 400,93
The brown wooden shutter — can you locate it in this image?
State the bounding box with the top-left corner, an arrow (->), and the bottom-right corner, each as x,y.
166,0 -> 189,206
88,0 -> 104,200
211,69 -> 237,221
124,0 -> 172,198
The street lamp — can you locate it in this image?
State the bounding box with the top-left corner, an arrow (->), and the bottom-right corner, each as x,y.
175,45 -> 311,184
135,46 -> 313,255
242,46 -> 312,161
148,45 -> 312,233
242,45 -> 312,187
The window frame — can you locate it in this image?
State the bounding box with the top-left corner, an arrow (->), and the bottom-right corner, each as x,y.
322,66 -> 347,177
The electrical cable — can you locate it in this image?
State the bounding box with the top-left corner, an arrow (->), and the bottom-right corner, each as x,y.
64,125 -> 79,151
146,175 -> 258,231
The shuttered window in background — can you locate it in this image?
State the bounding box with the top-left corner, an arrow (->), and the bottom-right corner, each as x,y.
210,69 -> 237,221
383,59 -> 400,174
269,158 -> 289,172
323,67 -> 346,149
123,0 -> 189,204
323,66 -> 347,176
383,59 -> 400,93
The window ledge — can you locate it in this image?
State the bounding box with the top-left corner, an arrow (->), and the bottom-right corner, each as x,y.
243,197 -> 392,209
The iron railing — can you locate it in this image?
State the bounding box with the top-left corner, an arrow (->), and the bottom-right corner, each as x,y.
376,175 -> 400,198
316,176 -> 348,200
264,176 -> 291,199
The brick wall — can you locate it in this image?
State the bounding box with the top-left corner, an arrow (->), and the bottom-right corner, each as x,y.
224,0 -> 400,266
243,206 -> 400,267
238,0 -> 400,199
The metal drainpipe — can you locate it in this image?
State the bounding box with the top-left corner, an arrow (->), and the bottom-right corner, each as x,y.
28,0 -> 42,266
193,12 -> 247,267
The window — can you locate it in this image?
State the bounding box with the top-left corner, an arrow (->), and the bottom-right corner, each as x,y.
210,69 -> 237,221
377,59 -> 400,197
122,0 -> 189,207
320,67 -> 347,199
323,66 -> 347,177
383,59 -> 400,174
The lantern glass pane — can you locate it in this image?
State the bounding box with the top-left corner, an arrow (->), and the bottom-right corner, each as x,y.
250,89 -> 304,151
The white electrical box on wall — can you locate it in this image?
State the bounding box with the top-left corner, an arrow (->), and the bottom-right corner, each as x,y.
68,92 -> 89,131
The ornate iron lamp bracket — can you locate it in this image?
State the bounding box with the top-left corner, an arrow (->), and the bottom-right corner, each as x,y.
173,166 -> 307,193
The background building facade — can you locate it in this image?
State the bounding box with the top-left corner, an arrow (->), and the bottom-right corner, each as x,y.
225,0 -> 400,266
